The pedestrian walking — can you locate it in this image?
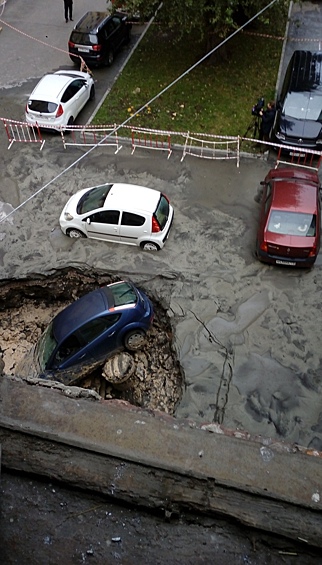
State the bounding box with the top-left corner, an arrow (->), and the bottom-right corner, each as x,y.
64,0 -> 73,23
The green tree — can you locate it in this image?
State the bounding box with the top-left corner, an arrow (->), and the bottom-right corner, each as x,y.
112,0 -> 289,49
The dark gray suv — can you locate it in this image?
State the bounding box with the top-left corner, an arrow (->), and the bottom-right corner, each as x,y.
68,11 -> 132,68
272,50 -> 322,150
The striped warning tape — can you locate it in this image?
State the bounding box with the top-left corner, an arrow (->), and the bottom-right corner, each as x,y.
244,30 -> 322,42
0,18 -> 93,74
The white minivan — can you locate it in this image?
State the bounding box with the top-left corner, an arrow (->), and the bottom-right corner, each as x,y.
59,182 -> 174,251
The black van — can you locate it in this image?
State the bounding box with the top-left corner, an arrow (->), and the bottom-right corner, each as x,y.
272,50 -> 322,150
68,11 -> 131,68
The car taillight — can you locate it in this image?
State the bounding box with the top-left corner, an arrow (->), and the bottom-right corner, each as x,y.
56,104 -> 64,118
308,243 -> 317,257
68,40 -> 75,48
152,216 -> 161,233
260,241 -> 268,253
92,44 -> 102,51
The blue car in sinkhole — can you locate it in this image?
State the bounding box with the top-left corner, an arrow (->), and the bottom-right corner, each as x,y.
16,280 -> 153,385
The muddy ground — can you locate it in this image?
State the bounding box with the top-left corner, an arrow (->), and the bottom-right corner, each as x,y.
1,136 -> 322,451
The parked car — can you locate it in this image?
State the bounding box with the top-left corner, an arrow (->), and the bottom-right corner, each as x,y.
59,182 -> 174,251
272,50 -> 322,151
68,11 -> 131,68
25,70 -> 95,130
15,280 -> 153,385
256,167 -> 321,268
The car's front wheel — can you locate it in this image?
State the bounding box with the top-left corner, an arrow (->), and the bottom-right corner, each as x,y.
140,241 -> 160,251
124,329 -> 146,351
67,228 -> 86,239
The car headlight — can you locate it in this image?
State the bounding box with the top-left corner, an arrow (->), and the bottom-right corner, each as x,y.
64,212 -> 74,221
275,131 -> 285,141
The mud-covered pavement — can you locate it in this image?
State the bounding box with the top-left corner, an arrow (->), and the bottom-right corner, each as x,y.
1,134 -> 322,449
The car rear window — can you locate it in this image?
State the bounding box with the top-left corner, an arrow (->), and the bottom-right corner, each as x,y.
27,100 -> 58,114
77,184 -> 113,214
153,194 -> 170,230
268,210 -> 316,236
70,31 -> 98,45
103,282 -> 138,308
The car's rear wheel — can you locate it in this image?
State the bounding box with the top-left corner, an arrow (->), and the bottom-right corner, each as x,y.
67,228 -> 86,239
67,117 -> 74,126
124,28 -> 131,45
124,329 -> 146,351
104,50 -> 114,67
69,55 -> 78,66
89,85 -> 95,100
140,241 -> 160,251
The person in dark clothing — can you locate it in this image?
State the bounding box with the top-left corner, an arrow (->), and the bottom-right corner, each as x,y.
64,0 -> 73,23
259,101 -> 276,141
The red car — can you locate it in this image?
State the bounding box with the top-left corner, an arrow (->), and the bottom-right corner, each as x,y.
256,167 -> 321,268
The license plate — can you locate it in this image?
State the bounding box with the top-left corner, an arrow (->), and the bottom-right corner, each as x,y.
276,259 -> 296,266
78,47 -> 90,53
289,151 -> 305,157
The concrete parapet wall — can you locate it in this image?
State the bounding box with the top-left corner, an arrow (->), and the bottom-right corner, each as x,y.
0,376 -> 321,547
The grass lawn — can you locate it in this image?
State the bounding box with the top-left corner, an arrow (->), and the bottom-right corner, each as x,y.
93,18 -> 287,140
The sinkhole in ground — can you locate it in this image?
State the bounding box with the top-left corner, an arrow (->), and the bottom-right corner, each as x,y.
0,268 -> 184,414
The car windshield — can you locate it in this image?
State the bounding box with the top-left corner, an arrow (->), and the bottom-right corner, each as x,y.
283,91 -> 322,121
77,184 -> 113,214
103,281 -> 138,307
154,194 -> 169,230
27,100 -> 58,114
267,210 -> 316,236
36,321 -> 58,371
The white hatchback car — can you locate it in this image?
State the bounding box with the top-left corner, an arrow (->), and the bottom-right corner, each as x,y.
59,183 -> 174,251
25,70 -> 95,130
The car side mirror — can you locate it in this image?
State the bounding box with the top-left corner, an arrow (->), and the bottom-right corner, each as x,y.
86,217 -> 91,224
